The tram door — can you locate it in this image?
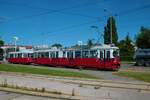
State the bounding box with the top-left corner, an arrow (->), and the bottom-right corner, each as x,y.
67,51 -> 74,66
99,50 -> 105,68
105,50 -> 111,68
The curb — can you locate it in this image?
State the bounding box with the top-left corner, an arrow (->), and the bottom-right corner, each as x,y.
0,86 -> 86,100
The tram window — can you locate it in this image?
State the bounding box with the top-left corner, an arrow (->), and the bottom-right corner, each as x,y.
31,53 -> 34,58
67,51 -> 73,58
28,53 -> 33,58
45,52 -> 49,58
27,53 -> 30,58
33,53 -> 36,58
50,52 -> 55,58
37,53 -> 40,58
23,53 -> 28,58
38,53 -> 41,58
41,52 -> 45,58
28,53 -> 30,58
67,52 -> 69,58
63,52 -> 66,57
56,52 -> 59,58
41,52 -> 49,58
15,54 -> 18,58
75,51 -> 81,58
82,51 -> 89,58
34,53 -> 38,58
18,53 -> 22,58
113,50 -> 119,57
36,53 -> 38,58
10,54 -> 14,58
100,51 -> 103,59
106,51 -> 110,58
37,53 -> 39,58
90,50 -> 97,58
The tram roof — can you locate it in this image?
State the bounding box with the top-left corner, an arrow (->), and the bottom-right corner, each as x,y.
9,49 -> 34,54
34,44 -> 119,52
91,44 -> 119,50
34,48 -> 61,52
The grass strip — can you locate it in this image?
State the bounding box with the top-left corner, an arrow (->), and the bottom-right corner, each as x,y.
0,64 -> 96,79
114,71 -> 150,82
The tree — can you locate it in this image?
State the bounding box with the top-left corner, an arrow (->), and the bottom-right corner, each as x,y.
136,27 -> 150,49
0,40 -> 4,46
118,33 -> 135,61
104,16 -> 118,45
51,43 -> 62,48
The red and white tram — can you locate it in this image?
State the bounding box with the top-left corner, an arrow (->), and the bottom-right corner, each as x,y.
7,50 -> 33,64
7,44 -> 120,70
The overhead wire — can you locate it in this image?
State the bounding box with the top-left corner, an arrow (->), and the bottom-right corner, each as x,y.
0,0 -> 109,40
39,3 -> 150,40
117,3 -> 150,16
0,0 -> 109,23
1,1 -> 150,43
0,0 -> 108,40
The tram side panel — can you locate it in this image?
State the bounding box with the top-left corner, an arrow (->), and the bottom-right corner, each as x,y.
7,53 -> 33,64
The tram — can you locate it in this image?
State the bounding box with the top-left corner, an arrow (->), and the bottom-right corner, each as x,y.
7,44 -> 120,70
7,50 -> 33,64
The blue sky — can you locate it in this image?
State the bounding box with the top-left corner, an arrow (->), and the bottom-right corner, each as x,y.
0,0 -> 150,46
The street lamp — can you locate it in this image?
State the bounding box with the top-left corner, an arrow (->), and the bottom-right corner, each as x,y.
13,36 -> 19,52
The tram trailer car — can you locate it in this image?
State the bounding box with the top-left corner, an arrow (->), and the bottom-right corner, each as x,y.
7,51 -> 33,64
33,45 -> 120,70
7,45 -> 120,70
